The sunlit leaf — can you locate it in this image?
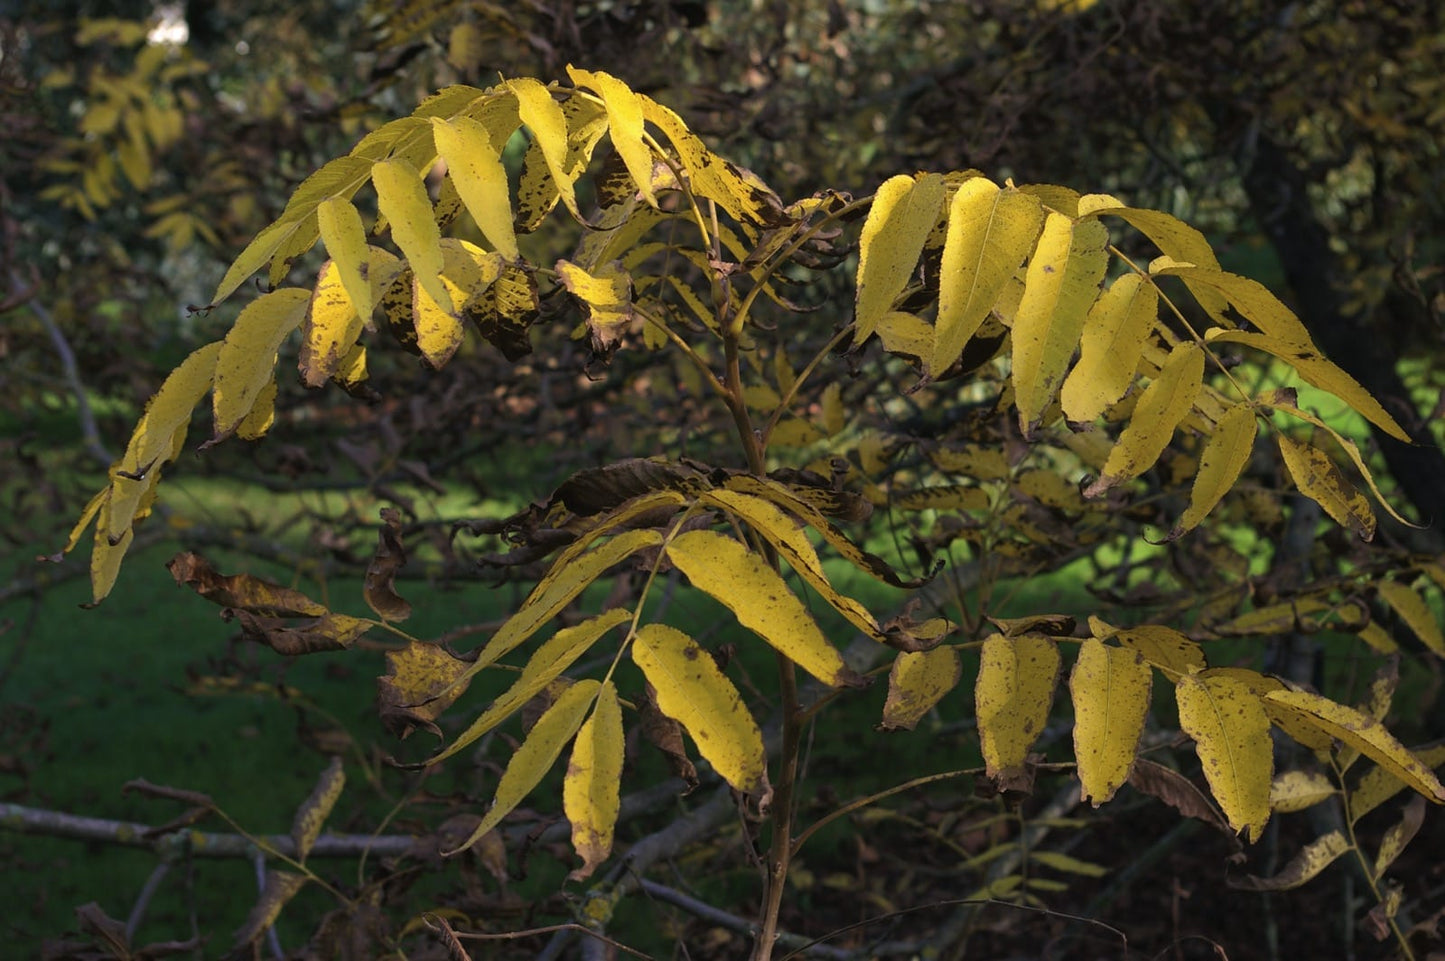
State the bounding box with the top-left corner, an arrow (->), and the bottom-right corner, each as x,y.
931,178 -> 1042,376
881,646 -> 962,731
316,197 -> 375,324
1376,580 -> 1445,656
1060,274 -> 1158,423
563,680 -> 624,881
854,173 -> 947,343
1176,671 -> 1272,841
508,77 -> 579,220
373,158 -> 451,313
212,288 -> 311,438
1011,213 -> 1110,433
633,624 -> 768,797
976,632 -> 1060,788
568,67 -> 657,207
1264,689 -> 1445,801
1070,639 -> 1151,805
1086,341 -> 1204,495
1276,433 -> 1376,540
1167,403 -> 1258,540
1089,616 -> 1204,676
443,679 -> 600,855
666,529 -> 862,687
430,116 -> 518,258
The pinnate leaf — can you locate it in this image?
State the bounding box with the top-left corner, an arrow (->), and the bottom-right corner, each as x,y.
1176,671 -> 1273,841
1085,340 -> 1204,496
976,632 -> 1060,788
1167,403 -> 1257,540
212,288 -> 311,439
1276,433 -> 1375,540
1061,273 -> 1158,422
881,646 -> 962,731
373,158 -> 451,313
430,116 -> 518,258
854,173 -> 947,343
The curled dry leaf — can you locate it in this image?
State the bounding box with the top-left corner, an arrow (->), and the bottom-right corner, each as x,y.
364,507 -> 412,622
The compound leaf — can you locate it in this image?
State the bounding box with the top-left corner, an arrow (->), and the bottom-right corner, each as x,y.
854,173 -> 947,343
1061,273 -> 1158,422
430,116 -> 518,258
373,158 -> 451,313
976,632 -> 1060,788
1276,433 -> 1375,541
213,289 -> 311,438
1086,340 -> 1204,495
1168,403 -> 1257,540
881,646 -> 963,731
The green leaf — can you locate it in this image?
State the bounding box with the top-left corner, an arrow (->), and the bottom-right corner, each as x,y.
854,173 -> 947,343
932,179 -> 1042,375
1176,672 -> 1272,841
1276,433 -> 1376,540
372,158 -> 451,314
430,608 -> 630,765
666,529 -> 862,687
212,289 -> 311,438
1060,273 -> 1158,422
1264,689 -> 1445,801
632,623 -> 769,797
430,116 -> 519,259
1167,403 -> 1258,540
1085,340 -> 1204,495
290,756 -> 344,865
1011,213 -> 1110,433
564,680 -> 625,881
1070,639 -> 1151,806
443,679 -> 601,856
881,646 -> 963,731
976,633 -> 1061,787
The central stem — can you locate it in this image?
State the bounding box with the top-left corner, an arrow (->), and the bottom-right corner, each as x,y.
753,657 -> 801,961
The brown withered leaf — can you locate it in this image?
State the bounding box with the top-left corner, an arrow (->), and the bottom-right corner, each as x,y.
364,508 -> 412,622
987,613 -> 1077,638
469,263 -> 538,360
377,640 -> 472,739
638,681 -> 698,792
1129,758 -> 1241,851
224,610 -> 373,655
168,552 -> 326,617
553,458 -> 705,516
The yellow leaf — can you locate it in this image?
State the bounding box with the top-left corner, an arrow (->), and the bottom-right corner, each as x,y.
443,679 -> 600,856
564,680 -> 624,881
316,197 -> 375,326
1167,403 -> 1258,540
1175,672 -> 1272,841
1373,796 -> 1426,879
430,609 -> 631,766
1265,689 -> 1445,801
1011,213 -> 1110,433
567,67 -> 657,207
1204,327 -> 1410,443
976,633 -> 1060,785
1151,258 -> 1315,349
1265,394 -> 1415,528
430,117 -> 518,259
290,756 -> 344,865
1070,639 -> 1151,805
1376,581 -> 1445,655
299,260 -> 363,388
90,525 -> 135,607
1276,433 -> 1375,540
1270,770 -> 1337,813
236,375 -> 276,440
104,341 -> 222,539
874,310 -> 934,360
1086,341 -> 1204,495
881,646 -> 962,731
460,529 -> 664,686
557,259 -> 633,345
1350,745 -> 1445,822
637,94 -> 779,225
1232,831 -> 1350,890
377,639 -> 473,740
854,173 -> 947,343
667,529 -> 860,687
372,158 -> 451,314
508,78 -> 578,220
1060,274 -> 1158,422
1076,197 -> 1227,315
212,289 -> 311,437
932,179 -> 1043,375
632,623 -> 768,796
411,274 -> 466,370
821,383 -> 845,436
894,486 -> 992,512
233,870 -> 308,949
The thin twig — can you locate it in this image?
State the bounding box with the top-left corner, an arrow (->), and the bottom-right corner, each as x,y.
126,860 -> 171,943
24,282 -> 113,468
